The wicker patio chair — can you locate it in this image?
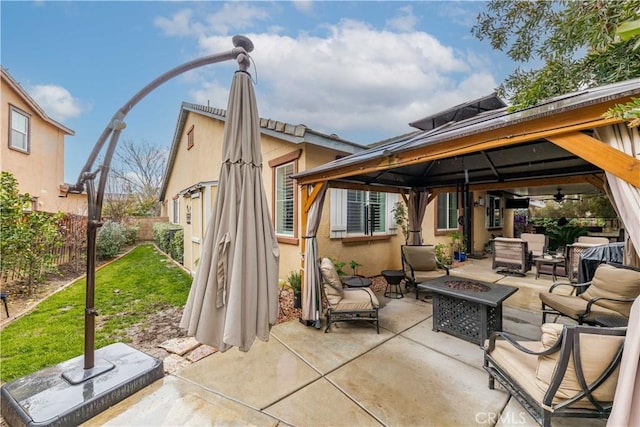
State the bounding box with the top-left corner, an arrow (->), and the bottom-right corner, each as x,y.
491,237 -> 532,276
319,257 -> 379,333
565,243 -> 606,284
520,233 -> 549,258
484,322 -> 627,427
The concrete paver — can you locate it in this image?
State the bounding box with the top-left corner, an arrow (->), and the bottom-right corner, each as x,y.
82,375 -> 279,426
84,262 -> 614,427
175,337 -> 321,410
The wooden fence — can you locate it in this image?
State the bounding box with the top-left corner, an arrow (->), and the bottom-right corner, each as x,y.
1,215 -> 170,287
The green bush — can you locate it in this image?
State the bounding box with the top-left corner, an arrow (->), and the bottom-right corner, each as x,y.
153,222 -> 183,263
170,229 -> 184,264
1,172 -> 63,292
122,223 -> 139,246
153,222 -> 173,253
96,221 -> 126,260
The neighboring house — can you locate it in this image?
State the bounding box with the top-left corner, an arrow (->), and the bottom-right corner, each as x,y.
1,67 -> 86,215
160,102 -> 405,278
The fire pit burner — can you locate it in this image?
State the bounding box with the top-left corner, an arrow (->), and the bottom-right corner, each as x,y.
445,280 -> 490,292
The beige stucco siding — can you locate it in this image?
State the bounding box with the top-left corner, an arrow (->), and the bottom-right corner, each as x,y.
298,144 -> 405,278
164,108 -> 520,281
1,78 -> 85,214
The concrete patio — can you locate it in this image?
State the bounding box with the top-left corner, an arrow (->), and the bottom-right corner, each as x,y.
83,258 -> 605,426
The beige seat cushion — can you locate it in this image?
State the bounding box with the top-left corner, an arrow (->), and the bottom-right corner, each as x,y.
580,263 -> 640,317
539,292 -> 623,322
333,288 -> 379,311
521,233 -> 546,257
487,339 -> 545,403
320,257 -> 343,306
403,246 -> 437,271
488,324 -> 622,409
414,270 -> 446,283
536,324 -> 622,405
577,236 -> 610,245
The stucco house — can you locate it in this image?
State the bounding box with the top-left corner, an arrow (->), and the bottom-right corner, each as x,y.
160,102 -> 409,279
1,67 -> 86,214
161,95 -> 543,281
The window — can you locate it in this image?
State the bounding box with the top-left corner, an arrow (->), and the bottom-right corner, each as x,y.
269,149 -> 301,243
275,162 -> 295,236
10,106 -> 29,153
330,189 -> 397,238
346,190 -> 385,234
187,125 -> 194,150
486,195 -> 502,228
436,192 -> 459,231
172,198 -> 179,224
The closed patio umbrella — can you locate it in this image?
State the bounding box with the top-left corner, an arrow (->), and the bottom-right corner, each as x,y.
180,47 -> 279,352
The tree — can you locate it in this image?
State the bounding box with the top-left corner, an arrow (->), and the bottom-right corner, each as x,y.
472,0 -> 640,109
1,172 -> 63,292
106,138 -> 168,217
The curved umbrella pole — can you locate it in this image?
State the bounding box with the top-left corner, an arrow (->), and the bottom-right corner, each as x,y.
67,35 -> 254,373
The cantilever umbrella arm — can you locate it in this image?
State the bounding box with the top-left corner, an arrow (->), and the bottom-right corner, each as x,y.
68,35 -> 254,372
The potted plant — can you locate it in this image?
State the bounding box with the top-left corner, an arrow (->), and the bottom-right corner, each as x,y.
548,224 -> 588,253
349,260 -> 363,276
449,231 -> 467,262
392,201 -> 409,244
288,270 -> 302,309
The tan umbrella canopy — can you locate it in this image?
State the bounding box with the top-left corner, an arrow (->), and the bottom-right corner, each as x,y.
180,45 -> 280,352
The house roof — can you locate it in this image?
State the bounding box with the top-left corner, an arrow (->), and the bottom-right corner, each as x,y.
159,102 -> 368,201
1,67 -> 75,136
294,78 -> 640,198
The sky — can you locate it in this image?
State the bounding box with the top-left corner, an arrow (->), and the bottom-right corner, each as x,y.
1,1 -> 516,183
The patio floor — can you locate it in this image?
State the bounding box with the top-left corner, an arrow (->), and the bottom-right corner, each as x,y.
84,258 -> 605,427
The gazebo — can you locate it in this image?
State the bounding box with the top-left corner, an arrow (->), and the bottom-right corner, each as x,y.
292,78 -> 640,327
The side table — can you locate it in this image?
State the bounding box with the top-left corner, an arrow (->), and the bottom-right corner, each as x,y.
533,256 -> 564,281
381,270 -> 405,299
344,276 -> 372,288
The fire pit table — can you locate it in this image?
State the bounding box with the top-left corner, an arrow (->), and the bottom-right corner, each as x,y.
418,276 -> 518,345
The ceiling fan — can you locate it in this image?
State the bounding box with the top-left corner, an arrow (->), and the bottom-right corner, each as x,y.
543,188 -> 581,203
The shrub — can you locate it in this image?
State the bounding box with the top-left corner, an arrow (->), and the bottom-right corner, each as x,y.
96,221 -> 125,260
153,222 -> 183,263
1,172 -> 63,292
122,223 -> 139,246
153,222 -> 173,253
170,229 -> 184,264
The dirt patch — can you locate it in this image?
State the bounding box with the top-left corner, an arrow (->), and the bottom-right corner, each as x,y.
1,262 -> 88,328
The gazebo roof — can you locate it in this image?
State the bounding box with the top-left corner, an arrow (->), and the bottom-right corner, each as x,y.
294,78 -> 640,198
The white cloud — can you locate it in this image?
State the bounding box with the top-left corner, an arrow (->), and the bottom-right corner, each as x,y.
153,9 -> 200,37
154,4 -> 269,38
28,84 -> 86,122
157,5 -> 499,144
385,5 -> 419,33
292,1 -> 313,14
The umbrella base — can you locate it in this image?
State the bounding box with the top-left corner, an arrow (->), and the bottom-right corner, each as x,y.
1,342 -> 163,427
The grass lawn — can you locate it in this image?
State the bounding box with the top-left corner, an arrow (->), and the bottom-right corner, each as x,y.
0,244 -> 192,383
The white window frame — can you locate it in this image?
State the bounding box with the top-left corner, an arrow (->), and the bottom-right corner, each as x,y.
436,192 -> 459,231
275,162 -> 295,237
485,195 -> 503,228
330,189 -> 397,238
9,106 -> 30,153
172,198 -> 179,224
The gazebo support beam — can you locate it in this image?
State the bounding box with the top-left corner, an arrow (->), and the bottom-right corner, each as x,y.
546,132 -> 640,187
